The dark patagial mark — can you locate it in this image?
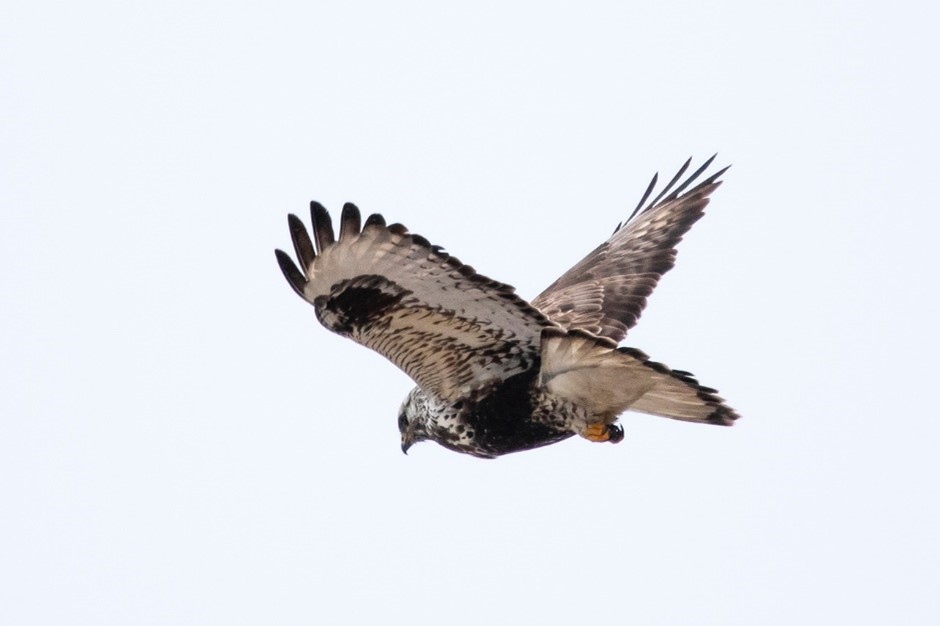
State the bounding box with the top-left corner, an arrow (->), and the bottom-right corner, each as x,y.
315,275 -> 411,335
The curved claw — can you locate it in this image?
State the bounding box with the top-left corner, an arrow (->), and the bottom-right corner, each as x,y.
607,423 -> 624,444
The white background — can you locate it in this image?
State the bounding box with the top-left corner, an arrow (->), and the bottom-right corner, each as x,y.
2,1 -> 938,624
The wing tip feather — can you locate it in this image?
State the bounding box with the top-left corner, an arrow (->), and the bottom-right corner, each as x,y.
339,203 -> 362,241
364,213 -> 386,229
287,213 -> 316,270
275,248 -> 307,298
310,201 -> 335,253
633,154 -> 729,219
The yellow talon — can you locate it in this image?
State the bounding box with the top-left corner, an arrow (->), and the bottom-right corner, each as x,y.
582,423 -> 611,442
580,422 -> 625,444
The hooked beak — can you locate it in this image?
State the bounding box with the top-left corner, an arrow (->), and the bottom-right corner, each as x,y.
401,422 -> 416,455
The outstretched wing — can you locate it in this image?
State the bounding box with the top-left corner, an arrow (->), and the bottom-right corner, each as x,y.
275,203 -> 552,402
531,156 -> 729,344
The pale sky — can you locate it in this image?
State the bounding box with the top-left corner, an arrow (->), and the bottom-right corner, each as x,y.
2,1 -> 938,624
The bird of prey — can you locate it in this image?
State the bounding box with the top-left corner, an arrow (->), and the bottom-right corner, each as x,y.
275,156 -> 739,458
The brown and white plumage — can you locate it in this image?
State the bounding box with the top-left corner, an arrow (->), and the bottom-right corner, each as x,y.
275,157 -> 739,458
532,155 -> 728,342
276,202 -> 549,403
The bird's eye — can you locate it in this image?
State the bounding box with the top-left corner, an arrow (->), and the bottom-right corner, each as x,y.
398,412 -> 408,430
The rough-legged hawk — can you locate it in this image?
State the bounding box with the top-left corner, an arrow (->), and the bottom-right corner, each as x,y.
275,156 -> 739,458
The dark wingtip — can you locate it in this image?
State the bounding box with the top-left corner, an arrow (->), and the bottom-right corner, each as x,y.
287,213 -> 316,270
706,404 -> 741,426
275,249 -> 307,298
310,201 -> 335,254
645,156 -> 693,210
339,203 -> 362,241
627,171 -> 659,224
364,213 -> 386,229
632,154 -> 728,218
701,163 -> 732,187
667,154 -> 718,200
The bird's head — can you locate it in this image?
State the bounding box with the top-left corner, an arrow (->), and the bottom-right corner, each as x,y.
398,387 -> 430,454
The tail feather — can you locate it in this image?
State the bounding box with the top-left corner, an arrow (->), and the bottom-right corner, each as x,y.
539,328 -> 739,426
624,348 -> 739,425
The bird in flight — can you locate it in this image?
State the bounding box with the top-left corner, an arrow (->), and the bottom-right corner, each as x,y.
275,156 -> 739,458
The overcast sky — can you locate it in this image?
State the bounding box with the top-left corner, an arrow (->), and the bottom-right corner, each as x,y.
2,1 -> 938,624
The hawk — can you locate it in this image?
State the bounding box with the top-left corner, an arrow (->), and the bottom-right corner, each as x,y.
275,156 -> 739,458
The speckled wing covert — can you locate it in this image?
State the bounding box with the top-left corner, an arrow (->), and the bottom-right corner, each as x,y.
531,156 -> 729,343
275,203 -> 553,403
